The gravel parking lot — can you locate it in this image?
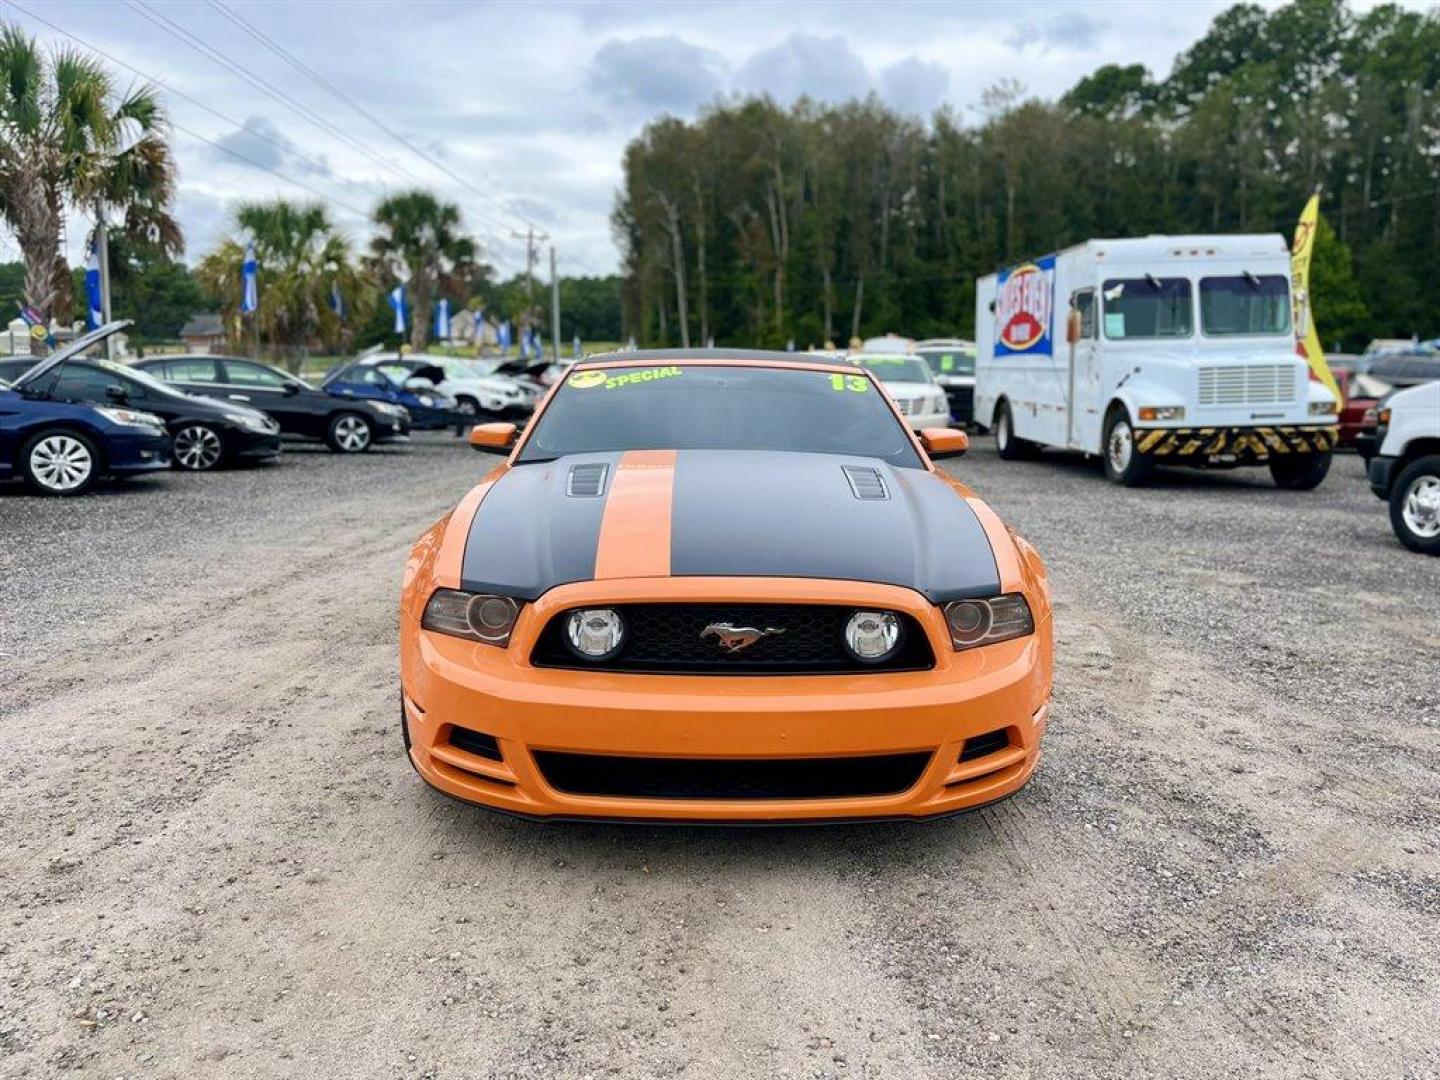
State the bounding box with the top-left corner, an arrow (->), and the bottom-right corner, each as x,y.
2,436 -> 1437,1079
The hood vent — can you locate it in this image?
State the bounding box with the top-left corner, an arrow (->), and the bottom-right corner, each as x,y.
842,465 -> 889,501
566,462 -> 609,498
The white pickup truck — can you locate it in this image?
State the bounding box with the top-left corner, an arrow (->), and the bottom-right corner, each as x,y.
1360,381 -> 1440,554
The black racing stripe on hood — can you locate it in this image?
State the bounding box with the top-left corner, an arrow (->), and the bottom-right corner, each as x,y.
668,450 -> 1000,602
458,453 -> 620,600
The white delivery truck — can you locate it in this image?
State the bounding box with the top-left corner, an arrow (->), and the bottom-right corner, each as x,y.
975,235 -> 1339,487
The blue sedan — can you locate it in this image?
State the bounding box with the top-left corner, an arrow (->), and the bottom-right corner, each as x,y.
0,324 -> 171,495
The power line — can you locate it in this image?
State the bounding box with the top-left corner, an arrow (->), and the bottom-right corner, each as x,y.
204,0 -> 541,236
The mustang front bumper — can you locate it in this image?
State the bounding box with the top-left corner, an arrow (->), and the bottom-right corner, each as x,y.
399,577 -> 1052,822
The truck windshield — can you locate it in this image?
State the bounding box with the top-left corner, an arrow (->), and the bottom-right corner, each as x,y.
518,364 -> 923,469
1102,278 -> 1192,339
1200,275 -> 1291,336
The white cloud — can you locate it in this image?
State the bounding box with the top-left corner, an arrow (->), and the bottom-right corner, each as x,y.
736,34 -> 871,103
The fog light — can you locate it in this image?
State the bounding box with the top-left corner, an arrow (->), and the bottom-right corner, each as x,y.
565,608 -> 625,660
844,610 -> 902,663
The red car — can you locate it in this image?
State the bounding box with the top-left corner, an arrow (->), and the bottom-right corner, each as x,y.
1326,356 -> 1380,450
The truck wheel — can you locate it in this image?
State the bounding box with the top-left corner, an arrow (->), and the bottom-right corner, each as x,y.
1269,452 -> 1331,491
1388,454 -> 1440,555
993,401 -> 1033,461
1102,409 -> 1153,486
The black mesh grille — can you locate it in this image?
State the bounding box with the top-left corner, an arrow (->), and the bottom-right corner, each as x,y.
448,726 -> 502,761
959,728 -> 1010,762
530,604 -> 935,674
533,751 -> 932,800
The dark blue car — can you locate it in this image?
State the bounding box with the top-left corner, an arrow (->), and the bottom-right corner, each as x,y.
1,326 -> 171,495
320,357 -> 461,431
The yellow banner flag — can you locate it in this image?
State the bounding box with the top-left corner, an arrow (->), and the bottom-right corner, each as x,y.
1291,194 -> 1341,403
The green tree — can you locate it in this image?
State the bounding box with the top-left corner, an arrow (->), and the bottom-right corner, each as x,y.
1308,214 -> 1369,351
197,200 -> 369,369
368,191 -> 481,352
0,23 -> 179,340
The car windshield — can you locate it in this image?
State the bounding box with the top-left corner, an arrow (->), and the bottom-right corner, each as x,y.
1200,275 -> 1291,336
856,355 -> 932,383
917,348 -> 975,377
518,364 -> 923,468
1102,277 -> 1192,339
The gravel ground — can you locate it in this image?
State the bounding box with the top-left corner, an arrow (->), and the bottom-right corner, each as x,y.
1,435 -> 1437,1079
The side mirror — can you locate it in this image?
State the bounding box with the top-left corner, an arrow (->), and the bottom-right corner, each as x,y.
469,422 -> 517,453
282,382 -> 300,396
105,384 -> 129,403
919,427 -> 969,459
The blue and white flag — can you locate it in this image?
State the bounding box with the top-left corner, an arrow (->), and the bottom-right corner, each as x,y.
498,320 -> 511,353
388,284 -> 407,334
520,327 -> 531,359
434,298 -> 451,339
84,239 -> 103,330
240,243 -> 258,315
329,281 -> 345,322
473,308 -> 485,341
572,334 -> 581,359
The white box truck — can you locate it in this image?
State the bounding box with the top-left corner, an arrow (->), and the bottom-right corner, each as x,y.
974,235 -> 1339,487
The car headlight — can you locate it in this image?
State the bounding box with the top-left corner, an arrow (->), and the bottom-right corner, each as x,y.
95,406 -> 165,430
417,394 -> 435,407
564,608 -> 625,660
235,413 -> 275,433
943,594 -> 1034,651
421,589 -> 521,646
1309,400 -> 1338,416
1137,406 -> 1185,421
843,610 -> 903,663
372,402 -> 404,417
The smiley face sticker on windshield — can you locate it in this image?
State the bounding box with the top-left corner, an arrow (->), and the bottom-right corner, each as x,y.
568,370 -> 609,389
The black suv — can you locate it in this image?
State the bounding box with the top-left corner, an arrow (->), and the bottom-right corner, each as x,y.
133,355 -> 411,453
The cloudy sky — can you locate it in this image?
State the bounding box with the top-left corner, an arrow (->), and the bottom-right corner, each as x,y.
0,0 -> 1422,277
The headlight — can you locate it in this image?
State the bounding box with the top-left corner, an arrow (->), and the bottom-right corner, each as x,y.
234,413 -> 275,433
565,608 -> 625,660
843,610 -> 903,663
95,406 -> 164,430
1378,407 -> 1391,425
943,594 -> 1034,651
418,395 -> 435,407
1309,400 -> 1338,416
1137,406 -> 1185,421
421,589 -> 521,646
372,402 -> 404,417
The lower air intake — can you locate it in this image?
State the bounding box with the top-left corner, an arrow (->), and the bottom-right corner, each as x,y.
533,751 -> 932,800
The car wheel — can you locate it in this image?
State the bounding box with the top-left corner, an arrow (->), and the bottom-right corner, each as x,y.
1269,452 -> 1332,491
21,430 -> 100,495
326,412 -> 373,453
993,401 -> 1033,461
1388,454 -> 1440,555
454,397 -> 479,418
171,423 -> 225,471
1102,408 -> 1153,486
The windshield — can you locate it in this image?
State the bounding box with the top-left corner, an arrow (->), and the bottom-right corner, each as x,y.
518,364 -> 923,468
916,348 -> 975,377
1102,277 -> 1192,339
856,355 -> 932,383
1200,275 -> 1291,336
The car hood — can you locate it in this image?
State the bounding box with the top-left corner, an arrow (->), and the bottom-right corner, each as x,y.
459,449 -> 1000,602
884,382 -> 941,400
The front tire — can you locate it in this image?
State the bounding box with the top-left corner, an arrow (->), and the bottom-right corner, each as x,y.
454,397 -> 479,418
993,401 -> 1034,461
171,423 -> 226,471
1103,409 -> 1153,486
1389,455 -> 1440,555
326,412 -> 373,453
1269,452 -> 1332,491
21,430 -> 99,495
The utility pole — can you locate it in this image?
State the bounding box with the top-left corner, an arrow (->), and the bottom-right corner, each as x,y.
549,244 -> 561,361
94,206 -> 113,359
509,226 -> 549,338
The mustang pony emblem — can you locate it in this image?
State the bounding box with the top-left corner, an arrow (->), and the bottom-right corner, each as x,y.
700,623 -> 786,653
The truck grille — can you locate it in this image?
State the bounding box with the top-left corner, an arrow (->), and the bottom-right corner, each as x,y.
531,603 -> 935,674
1198,365 -> 1298,406
533,750 -> 932,800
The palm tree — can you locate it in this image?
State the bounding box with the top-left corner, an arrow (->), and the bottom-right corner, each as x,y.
368,191 -> 480,351
197,199 -> 370,369
0,24 -> 180,341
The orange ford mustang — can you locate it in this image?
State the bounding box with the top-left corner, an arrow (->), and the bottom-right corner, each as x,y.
400,349 -> 1052,822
